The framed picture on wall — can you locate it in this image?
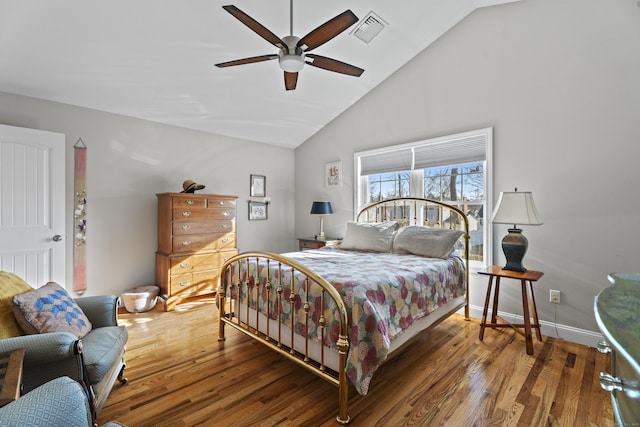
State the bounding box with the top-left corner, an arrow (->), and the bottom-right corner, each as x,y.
250,174 -> 266,197
248,201 -> 268,220
325,161 -> 343,188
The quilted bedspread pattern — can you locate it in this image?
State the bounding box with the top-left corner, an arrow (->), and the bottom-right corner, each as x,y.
232,247 -> 466,395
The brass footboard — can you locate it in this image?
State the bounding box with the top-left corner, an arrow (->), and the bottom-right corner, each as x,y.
217,251 -> 351,424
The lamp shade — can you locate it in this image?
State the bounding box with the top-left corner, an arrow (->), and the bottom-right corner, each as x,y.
310,201 -> 333,215
491,191 -> 543,226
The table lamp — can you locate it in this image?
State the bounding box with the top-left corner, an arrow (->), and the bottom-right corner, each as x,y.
310,201 -> 333,241
490,189 -> 543,272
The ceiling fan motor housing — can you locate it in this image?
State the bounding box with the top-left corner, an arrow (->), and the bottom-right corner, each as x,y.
279,35 -> 305,72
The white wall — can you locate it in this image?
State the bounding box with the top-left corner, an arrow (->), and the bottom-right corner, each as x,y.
295,0 -> 640,344
0,91 -> 296,297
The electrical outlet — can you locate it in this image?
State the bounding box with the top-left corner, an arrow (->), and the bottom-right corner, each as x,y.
550,290 -> 561,304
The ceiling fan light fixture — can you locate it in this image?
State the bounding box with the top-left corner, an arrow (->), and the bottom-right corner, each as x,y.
279,54 -> 305,72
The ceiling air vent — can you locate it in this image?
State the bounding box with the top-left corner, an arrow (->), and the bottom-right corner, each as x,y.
351,11 -> 387,44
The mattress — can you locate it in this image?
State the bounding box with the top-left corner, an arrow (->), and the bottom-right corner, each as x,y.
228,247 -> 466,395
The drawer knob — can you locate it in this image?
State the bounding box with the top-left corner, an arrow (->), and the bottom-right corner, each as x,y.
179,262 -> 189,268
181,225 -> 191,231
186,200 -> 194,205
181,211 -> 191,217
223,211 -> 230,217
181,241 -> 191,246
222,238 -> 229,243
597,340 -> 611,354
179,280 -> 189,286
222,224 -> 229,229
219,201 -> 225,205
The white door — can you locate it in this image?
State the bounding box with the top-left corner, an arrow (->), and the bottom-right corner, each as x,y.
0,124 -> 65,287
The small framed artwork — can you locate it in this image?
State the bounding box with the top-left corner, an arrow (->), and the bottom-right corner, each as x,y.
325,161 -> 343,188
248,201 -> 268,220
250,174 -> 266,197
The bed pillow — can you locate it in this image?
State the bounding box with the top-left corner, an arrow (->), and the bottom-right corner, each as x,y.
393,226 -> 464,259
12,282 -> 92,338
339,221 -> 400,252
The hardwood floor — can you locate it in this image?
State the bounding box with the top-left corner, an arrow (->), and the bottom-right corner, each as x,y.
99,299 -> 614,426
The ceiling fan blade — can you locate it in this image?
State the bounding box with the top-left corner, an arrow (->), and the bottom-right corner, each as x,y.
284,72 -> 298,91
297,10 -> 359,52
222,5 -> 286,49
215,54 -> 279,68
305,54 -> 364,77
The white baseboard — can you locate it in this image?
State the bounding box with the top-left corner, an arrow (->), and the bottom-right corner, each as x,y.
464,304 -> 604,348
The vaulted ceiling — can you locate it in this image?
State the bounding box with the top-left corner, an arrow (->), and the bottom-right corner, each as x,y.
0,0 -> 516,148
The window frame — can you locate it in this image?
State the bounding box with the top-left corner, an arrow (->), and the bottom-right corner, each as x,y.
354,127 -> 493,269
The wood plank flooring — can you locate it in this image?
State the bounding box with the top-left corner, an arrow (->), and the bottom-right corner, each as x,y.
98,299 -> 614,426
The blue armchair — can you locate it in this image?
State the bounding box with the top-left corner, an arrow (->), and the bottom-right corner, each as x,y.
0,272 -> 128,420
0,376 -> 126,427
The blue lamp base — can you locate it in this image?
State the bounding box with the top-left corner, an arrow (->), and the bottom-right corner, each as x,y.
501,228 -> 528,272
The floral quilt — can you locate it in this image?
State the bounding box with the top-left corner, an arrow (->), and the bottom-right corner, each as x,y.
230,247 -> 466,395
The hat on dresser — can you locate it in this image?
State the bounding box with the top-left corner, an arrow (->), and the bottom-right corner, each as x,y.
181,180 -> 205,193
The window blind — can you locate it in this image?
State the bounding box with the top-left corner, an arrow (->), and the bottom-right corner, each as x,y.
359,133 -> 486,176
413,134 -> 486,170
360,148 -> 413,175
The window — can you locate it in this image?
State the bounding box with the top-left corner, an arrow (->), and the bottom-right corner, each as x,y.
368,171 -> 411,202
355,128 -> 493,267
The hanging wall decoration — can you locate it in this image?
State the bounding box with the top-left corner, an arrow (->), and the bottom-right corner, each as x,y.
73,138 -> 87,294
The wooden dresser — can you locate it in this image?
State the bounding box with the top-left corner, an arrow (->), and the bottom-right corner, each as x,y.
155,193 -> 238,310
595,273 -> 640,426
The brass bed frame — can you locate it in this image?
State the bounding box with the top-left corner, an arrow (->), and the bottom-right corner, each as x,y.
216,197 -> 470,424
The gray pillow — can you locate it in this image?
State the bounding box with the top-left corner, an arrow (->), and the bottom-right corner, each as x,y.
393,226 -> 464,258
339,221 -> 400,252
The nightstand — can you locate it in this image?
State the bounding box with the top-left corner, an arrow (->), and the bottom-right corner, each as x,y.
478,266 -> 544,355
297,237 -> 341,251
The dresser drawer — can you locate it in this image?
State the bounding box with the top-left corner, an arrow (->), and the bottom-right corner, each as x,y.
171,232 -> 236,253
300,240 -> 326,250
208,198 -> 236,208
172,197 -> 206,208
172,208 -> 236,221
298,237 -> 342,251
169,270 -> 219,295
168,253 -> 217,275
172,219 -> 235,236
217,249 -> 239,265
168,251 -> 238,276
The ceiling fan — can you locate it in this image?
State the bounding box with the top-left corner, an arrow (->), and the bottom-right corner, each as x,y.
215,1 -> 365,91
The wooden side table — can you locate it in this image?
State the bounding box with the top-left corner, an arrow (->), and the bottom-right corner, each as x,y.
0,348 -> 25,407
478,266 -> 544,355
297,237 -> 341,251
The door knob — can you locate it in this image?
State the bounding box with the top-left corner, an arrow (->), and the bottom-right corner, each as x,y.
52,235 -> 63,242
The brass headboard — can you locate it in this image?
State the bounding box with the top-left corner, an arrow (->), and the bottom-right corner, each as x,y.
357,197 -> 470,319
